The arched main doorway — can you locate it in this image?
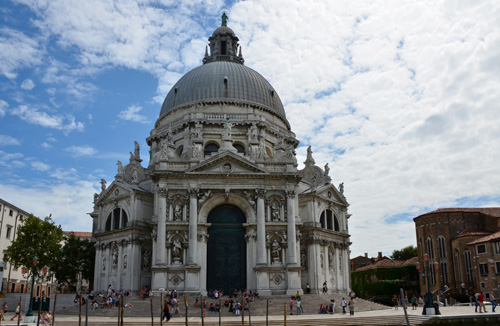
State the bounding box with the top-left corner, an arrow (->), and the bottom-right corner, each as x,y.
207,205 -> 246,295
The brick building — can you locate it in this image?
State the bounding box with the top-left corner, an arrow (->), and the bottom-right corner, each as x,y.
414,208 -> 500,300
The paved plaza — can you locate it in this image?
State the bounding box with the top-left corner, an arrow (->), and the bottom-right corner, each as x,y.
1,305 -> 498,326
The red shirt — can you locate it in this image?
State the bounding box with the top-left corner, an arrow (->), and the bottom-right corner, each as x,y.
478,293 -> 485,302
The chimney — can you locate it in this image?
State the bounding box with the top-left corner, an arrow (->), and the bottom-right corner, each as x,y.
364,253 -> 368,258
377,252 -> 382,260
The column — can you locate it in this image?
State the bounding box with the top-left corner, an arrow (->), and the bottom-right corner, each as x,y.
188,188 -> 198,265
157,187 -> 168,265
104,243 -> 110,288
286,189 -> 297,265
94,245 -> 101,291
117,243 -> 123,289
256,188 -> 267,265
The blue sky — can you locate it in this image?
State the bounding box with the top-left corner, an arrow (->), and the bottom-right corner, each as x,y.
1,0 -> 500,257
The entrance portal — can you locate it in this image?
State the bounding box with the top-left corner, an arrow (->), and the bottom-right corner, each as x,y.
207,205 -> 246,295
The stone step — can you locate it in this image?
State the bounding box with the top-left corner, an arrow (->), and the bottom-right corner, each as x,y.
56,293 -> 390,319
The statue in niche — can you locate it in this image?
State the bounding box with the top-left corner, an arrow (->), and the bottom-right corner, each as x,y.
112,248 -> 118,268
271,202 -> 280,221
117,161 -> 123,175
102,257 -> 106,271
257,141 -> 266,159
166,127 -> 173,144
339,252 -> 343,271
249,124 -> 258,141
123,255 -> 127,269
172,239 -> 182,264
174,203 -> 183,221
271,240 -> 281,264
339,182 -> 344,193
100,179 -> 107,192
301,252 -> 307,269
320,253 -> 324,269
142,249 -> 151,270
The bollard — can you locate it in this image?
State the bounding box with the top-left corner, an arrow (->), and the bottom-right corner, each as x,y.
16,297 -> 22,326
184,295 -> 189,326
201,294 -> 204,326
120,293 -> 124,326
150,295 -> 154,326
284,302 -> 287,326
52,293 -> 57,326
241,301 -> 244,326
219,298 -> 221,326
79,295 -> 82,326
160,292 -> 163,326
266,299 -> 269,326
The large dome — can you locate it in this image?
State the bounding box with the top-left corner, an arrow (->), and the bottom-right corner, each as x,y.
160,61 -> 286,119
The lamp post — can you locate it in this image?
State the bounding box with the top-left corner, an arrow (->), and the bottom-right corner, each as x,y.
22,256 -> 39,317
416,253 -> 439,315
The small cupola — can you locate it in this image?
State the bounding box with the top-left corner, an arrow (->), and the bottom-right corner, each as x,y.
203,13 -> 244,65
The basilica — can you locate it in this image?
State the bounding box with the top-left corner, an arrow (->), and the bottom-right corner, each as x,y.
91,16 -> 351,296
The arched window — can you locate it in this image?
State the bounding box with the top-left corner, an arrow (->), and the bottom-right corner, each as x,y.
320,209 -> 337,231
176,145 -> 184,157
204,143 -> 219,157
437,236 -> 446,258
320,214 -> 326,228
455,249 -> 463,282
464,250 -> 473,282
105,207 -> 128,231
233,143 -> 245,153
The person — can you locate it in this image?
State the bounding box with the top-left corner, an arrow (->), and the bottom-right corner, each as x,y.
473,293 -> 479,313
322,281 -> 328,294
162,300 -> 171,321
296,299 -> 302,314
10,303 -> 21,321
348,299 -> 355,315
295,290 -> 301,301
411,295 -> 418,310
341,298 -> 347,314
329,299 -> 336,314
306,283 -> 311,294
235,301 -> 241,315
418,295 -> 424,307
491,292 -> 497,312
392,295 -> 399,310
1,302 -> 6,321
289,297 -> 294,315
478,292 -> 487,313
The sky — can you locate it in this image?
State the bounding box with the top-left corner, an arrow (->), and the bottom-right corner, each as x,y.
1,0 -> 500,258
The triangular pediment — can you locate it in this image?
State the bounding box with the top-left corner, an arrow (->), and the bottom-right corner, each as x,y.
301,183 -> 349,207
98,182 -> 133,204
187,151 -> 269,174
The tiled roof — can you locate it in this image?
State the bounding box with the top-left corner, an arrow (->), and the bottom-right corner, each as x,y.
416,207 -> 500,219
64,231 -> 92,238
467,231 -> 500,245
355,257 -> 418,271
452,231 -> 492,239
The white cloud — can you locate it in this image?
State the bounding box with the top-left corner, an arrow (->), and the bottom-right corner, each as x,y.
31,161 -> 51,171
0,135 -> 21,146
20,79 -> 35,90
118,105 -> 149,123
0,181 -> 98,231
49,167 -> 79,180
0,100 -> 7,117
65,145 -> 97,158
11,105 -> 84,134
41,142 -> 52,149
0,28 -> 44,78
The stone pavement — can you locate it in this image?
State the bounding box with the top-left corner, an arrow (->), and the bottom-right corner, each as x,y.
1,305 -> 498,325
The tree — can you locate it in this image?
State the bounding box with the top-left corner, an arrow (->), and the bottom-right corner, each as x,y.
6,215 -> 64,275
51,234 -> 95,290
390,245 -> 418,261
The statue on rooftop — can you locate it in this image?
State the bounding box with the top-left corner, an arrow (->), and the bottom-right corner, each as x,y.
222,12 -> 228,26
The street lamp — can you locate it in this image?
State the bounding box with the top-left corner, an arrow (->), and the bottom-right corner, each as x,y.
25,256 -> 39,317
416,253 -> 439,315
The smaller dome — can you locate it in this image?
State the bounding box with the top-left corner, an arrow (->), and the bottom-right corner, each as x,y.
212,25 -> 235,37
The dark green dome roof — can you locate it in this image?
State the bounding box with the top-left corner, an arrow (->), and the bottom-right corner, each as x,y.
159,61 -> 286,119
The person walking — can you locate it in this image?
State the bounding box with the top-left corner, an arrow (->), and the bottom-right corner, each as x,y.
348,299 -> 355,315
478,292 -> 487,313
341,298 -> 347,314
392,295 -> 399,310
289,297 -> 294,315
411,295 -> 418,310
10,303 -> 21,321
1,302 -> 6,321
491,292 -> 497,312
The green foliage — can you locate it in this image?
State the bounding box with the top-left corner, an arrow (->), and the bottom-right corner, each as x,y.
51,234 -> 95,289
390,245 -> 417,261
6,215 -> 64,274
351,265 -> 420,298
